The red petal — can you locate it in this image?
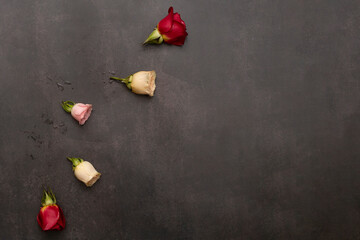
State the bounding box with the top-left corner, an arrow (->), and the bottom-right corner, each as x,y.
162,21 -> 188,46
157,7 -> 174,34
173,13 -> 185,26
51,223 -> 62,230
168,36 -> 187,46
57,206 -> 66,229
37,205 -> 61,231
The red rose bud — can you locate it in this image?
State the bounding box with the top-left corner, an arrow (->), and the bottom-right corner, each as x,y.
144,7 -> 188,46
61,101 -> 92,125
37,188 -> 65,231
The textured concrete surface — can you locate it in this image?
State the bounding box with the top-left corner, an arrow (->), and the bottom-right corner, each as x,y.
0,0 -> 360,239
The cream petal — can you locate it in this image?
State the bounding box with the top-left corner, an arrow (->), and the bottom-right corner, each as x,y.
74,161 -> 101,187
130,71 -> 156,96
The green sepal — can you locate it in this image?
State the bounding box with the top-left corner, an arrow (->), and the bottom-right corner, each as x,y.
143,28 -> 163,45
41,188 -> 56,207
61,101 -> 75,113
67,157 -> 84,170
110,75 -> 133,90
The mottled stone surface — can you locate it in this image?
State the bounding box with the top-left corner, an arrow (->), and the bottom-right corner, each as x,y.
0,0 -> 360,239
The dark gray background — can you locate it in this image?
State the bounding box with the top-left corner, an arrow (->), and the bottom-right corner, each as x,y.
0,0 -> 359,239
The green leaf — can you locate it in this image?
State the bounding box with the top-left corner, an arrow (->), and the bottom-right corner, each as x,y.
143,28 -> 163,45
41,188 -> 56,206
67,157 -> 84,170
61,100 -> 75,113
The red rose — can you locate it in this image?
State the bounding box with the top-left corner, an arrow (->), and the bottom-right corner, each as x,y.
144,7 -> 188,46
37,189 -> 65,231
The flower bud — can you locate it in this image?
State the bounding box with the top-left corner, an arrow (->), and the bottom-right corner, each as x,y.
61,101 -> 92,125
110,70 -> 156,97
67,157 -> 101,187
144,7 -> 188,46
37,188 -> 65,231
131,71 -> 156,96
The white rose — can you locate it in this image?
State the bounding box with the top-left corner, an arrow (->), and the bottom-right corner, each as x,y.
110,70 -> 156,97
130,71 -> 156,96
67,158 -> 101,187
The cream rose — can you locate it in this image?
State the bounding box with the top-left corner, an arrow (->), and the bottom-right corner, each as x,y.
67,157 -> 101,187
110,70 -> 156,96
61,101 -> 92,125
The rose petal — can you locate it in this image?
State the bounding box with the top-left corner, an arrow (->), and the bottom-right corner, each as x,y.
168,36 -> 187,46
71,103 -> 92,125
51,223 -> 62,230
173,13 -> 185,26
162,21 -> 188,45
79,107 -> 92,125
157,7 -> 174,34
37,206 -> 60,231
57,206 -> 66,229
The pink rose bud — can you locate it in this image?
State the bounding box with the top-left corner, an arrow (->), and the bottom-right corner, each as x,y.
61,101 -> 92,125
